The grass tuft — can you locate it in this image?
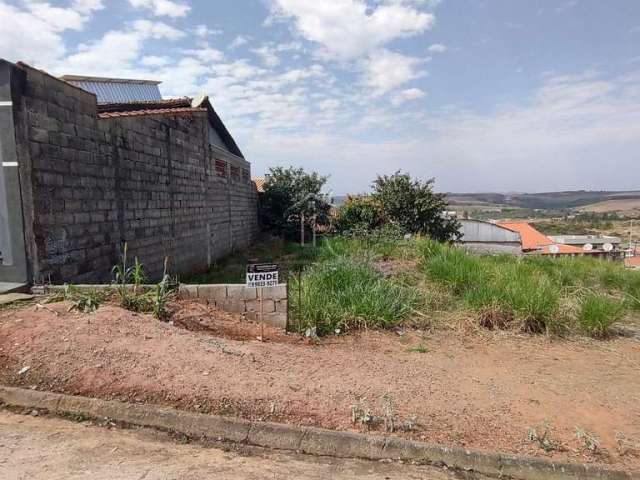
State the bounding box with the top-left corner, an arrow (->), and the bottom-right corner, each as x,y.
578,293 -> 626,338
290,256 -> 422,335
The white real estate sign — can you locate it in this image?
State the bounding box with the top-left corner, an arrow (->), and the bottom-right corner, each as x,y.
246,263 -> 279,288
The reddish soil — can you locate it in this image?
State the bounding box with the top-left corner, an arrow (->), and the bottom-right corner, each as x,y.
1,300 -> 639,471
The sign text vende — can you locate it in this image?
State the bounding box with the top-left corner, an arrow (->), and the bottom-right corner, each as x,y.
246,263 -> 279,288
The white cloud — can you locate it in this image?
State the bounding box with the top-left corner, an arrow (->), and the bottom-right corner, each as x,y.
140,55 -> 172,67
427,43 -> 447,53
362,49 -> 426,95
128,0 -> 190,18
229,35 -> 250,49
391,87 -> 425,105
240,69 -> 640,194
194,24 -> 222,37
59,20 -> 184,75
71,0 -> 104,14
0,0 -> 102,67
318,98 -> 341,110
267,0 -> 434,60
182,45 -> 225,63
252,45 -> 281,67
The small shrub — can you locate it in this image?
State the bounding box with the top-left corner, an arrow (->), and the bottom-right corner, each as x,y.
407,343 -> 429,353
351,399 -> 375,431
69,290 -> 104,313
110,252 -> 174,320
575,426 -> 600,453
48,285 -> 105,313
578,294 -> 626,337
380,394 -> 398,433
334,195 -> 386,234
527,421 -> 563,453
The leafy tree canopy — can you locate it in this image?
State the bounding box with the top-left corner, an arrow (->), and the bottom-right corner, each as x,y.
334,195 -> 386,235
372,171 -> 460,241
259,166 -> 330,238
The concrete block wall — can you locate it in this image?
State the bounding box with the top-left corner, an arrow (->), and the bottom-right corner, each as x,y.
7,61 -> 258,284
180,284 -> 288,329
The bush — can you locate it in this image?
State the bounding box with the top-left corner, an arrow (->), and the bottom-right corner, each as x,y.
372,171 -> 460,241
258,166 -> 330,239
578,294 -> 626,337
334,196 -> 385,235
290,257 -> 422,335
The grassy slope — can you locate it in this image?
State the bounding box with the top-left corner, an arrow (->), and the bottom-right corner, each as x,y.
185,235 -> 640,338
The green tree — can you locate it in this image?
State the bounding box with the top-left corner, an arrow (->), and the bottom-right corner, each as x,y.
259,166 -> 330,239
372,171 -> 460,241
334,195 -> 386,234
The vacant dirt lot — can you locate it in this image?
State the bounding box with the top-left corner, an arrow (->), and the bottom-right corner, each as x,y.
0,300 -> 639,472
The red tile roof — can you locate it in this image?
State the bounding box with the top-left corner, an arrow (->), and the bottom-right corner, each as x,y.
539,244 -> 585,255
497,222 -> 554,251
253,176 -> 266,193
625,256 -> 640,268
97,98 -> 192,113
497,221 -> 587,255
98,107 -> 206,119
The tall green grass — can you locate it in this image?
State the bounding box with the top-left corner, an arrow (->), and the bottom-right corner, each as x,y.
290,256 -> 422,335
418,239 -> 636,336
578,294 -> 626,338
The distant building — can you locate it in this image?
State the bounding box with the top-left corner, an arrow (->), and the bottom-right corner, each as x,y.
549,235 -> 622,253
497,222 -> 585,256
457,219 -> 522,255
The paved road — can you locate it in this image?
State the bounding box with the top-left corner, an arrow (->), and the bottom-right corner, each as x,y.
0,410 -> 476,480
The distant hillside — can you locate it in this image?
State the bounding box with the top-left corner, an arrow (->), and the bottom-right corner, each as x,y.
446,191 -> 640,211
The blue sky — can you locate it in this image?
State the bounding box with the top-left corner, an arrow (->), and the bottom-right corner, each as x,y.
1,0 -> 639,194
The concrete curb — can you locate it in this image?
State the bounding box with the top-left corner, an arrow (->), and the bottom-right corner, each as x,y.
0,386 -> 635,480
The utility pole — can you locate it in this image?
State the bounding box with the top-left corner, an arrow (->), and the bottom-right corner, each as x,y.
300,213 -> 305,247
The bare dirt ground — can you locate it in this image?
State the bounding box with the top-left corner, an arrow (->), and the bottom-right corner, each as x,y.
1,300 -> 639,472
0,410 -> 468,480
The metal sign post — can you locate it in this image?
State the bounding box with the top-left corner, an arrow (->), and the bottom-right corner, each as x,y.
246,263 -> 279,342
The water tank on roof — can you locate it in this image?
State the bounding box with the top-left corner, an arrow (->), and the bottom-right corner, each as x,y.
59,75 -> 162,103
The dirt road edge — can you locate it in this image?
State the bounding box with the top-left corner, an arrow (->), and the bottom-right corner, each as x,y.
0,386 -> 634,480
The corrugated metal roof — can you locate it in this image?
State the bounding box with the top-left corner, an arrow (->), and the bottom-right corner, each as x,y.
548,235 -> 622,246
458,219 -> 521,243
60,75 -> 162,103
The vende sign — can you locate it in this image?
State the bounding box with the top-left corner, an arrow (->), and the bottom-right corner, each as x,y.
246,263 -> 279,288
